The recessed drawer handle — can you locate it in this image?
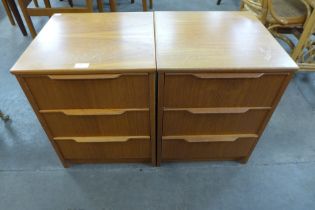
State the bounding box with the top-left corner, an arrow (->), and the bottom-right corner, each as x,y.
48,74 -> 122,80
54,136 -> 150,143
164,107 -> 271,114
40,108 -> 149,116
191,73 -> 264,79
163,134 -> 258,143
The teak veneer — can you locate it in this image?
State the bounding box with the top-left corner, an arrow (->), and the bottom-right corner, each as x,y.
11,12 -> 298,167
155,12 -> 298,165
11,13 -> 156,167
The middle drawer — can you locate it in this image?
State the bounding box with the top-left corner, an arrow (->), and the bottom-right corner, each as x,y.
41,109 -> 150,137
163,108 -> 270,136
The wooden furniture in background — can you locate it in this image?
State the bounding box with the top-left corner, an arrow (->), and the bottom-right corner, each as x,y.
17,0 -> 105,38
241,0 -> 309,55
292,0 -> 315,71
2,0 -> 28,36
11,13 -> 157,167
110,0 -> 153,12
155,11 -> 298,165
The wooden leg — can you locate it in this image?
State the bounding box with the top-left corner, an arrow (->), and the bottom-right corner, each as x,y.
131,0 -> 134,3
109,0 -> 116,12
68,0 -> 73,7
2,0 -> 15,25
43,0 -> 52,18
86,0 -> 93,11
97,0 -> 104,12
33,0 -> 39,7
142,0 -> 147,11
149,0 -> 152,9
292,10 -> 315,61
239,156 -> 249,164
43,0 -> 51,8
217,0 -> 222,5
8,0 -> 28,36
240,1 -> 245,9
17,0 -> 34,37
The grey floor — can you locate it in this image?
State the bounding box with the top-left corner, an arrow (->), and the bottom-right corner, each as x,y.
1,1 -> 315,210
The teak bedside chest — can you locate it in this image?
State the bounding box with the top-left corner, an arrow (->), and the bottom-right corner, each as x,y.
155,12 -> 298,165
11,12 -> 298,167
11,13 -> 156,167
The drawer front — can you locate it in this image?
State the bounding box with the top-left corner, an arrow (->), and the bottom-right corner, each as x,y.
55,138 -> 151,161
162,136 -> 256,161
163,108 -> 269,136
164,73 -> 288,108
42,109 -> 150,137
24,74 -> 149,109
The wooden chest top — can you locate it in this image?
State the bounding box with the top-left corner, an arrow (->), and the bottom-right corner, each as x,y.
11,13 -> 156,74
155,11 -> 298,72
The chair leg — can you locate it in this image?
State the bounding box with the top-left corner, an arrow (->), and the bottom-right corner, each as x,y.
142,0 -> 147,11
7,0 -> 28,36
240,1 -> 245,9
217,0 -> 221,5
2,0 -> 15,25
97,0 -> 104,12
131,0 -> 134,3
109,0 -> 117,12
43,0 -> 51,8
149,0 -> 153,9
18,0 -> 36,38
33,0 -> 39,7
68,0 -> 73,7
85,0 -> 93,11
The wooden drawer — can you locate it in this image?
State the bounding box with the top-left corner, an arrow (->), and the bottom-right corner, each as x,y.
162,135 -> 257,161
164,73 -> 288,108
163,108 -> 269,135
41,109 -> 150,137
23,73 -> 149,109
55,138 -> 151,162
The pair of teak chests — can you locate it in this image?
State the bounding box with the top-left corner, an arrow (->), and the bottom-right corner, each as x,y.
11,12 -> 298,167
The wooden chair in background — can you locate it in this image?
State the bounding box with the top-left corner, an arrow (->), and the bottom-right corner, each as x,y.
110,0 -> 153,12
1,0 -> 32,36
291,0 -> 315,71
18,0 -> 104,38
241,0 -> 312,66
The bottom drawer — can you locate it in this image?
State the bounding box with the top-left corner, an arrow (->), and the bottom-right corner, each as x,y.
55,138 -> 151,162
162,136 -> 257,161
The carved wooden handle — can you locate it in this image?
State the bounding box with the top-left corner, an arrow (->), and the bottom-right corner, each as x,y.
163,134 -> 258,143
164,107 -> 270,114
191,73 -> 264,79
40,108 -> 149,116
48,74 -> 122,80
54,136 -> 150,143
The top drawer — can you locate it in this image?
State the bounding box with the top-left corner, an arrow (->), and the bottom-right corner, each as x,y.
23,73 -> 149,109
164,72 -> 289,108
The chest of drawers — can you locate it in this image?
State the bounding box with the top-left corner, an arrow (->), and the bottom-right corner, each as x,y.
11,12 -> 298,167
155,12 -> 298,165
11,13 -> 157,167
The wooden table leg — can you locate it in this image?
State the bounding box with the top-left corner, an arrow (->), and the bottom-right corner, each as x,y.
109,0 -> 116,12
142,0 -> 147,11
6,0 -> 28,36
